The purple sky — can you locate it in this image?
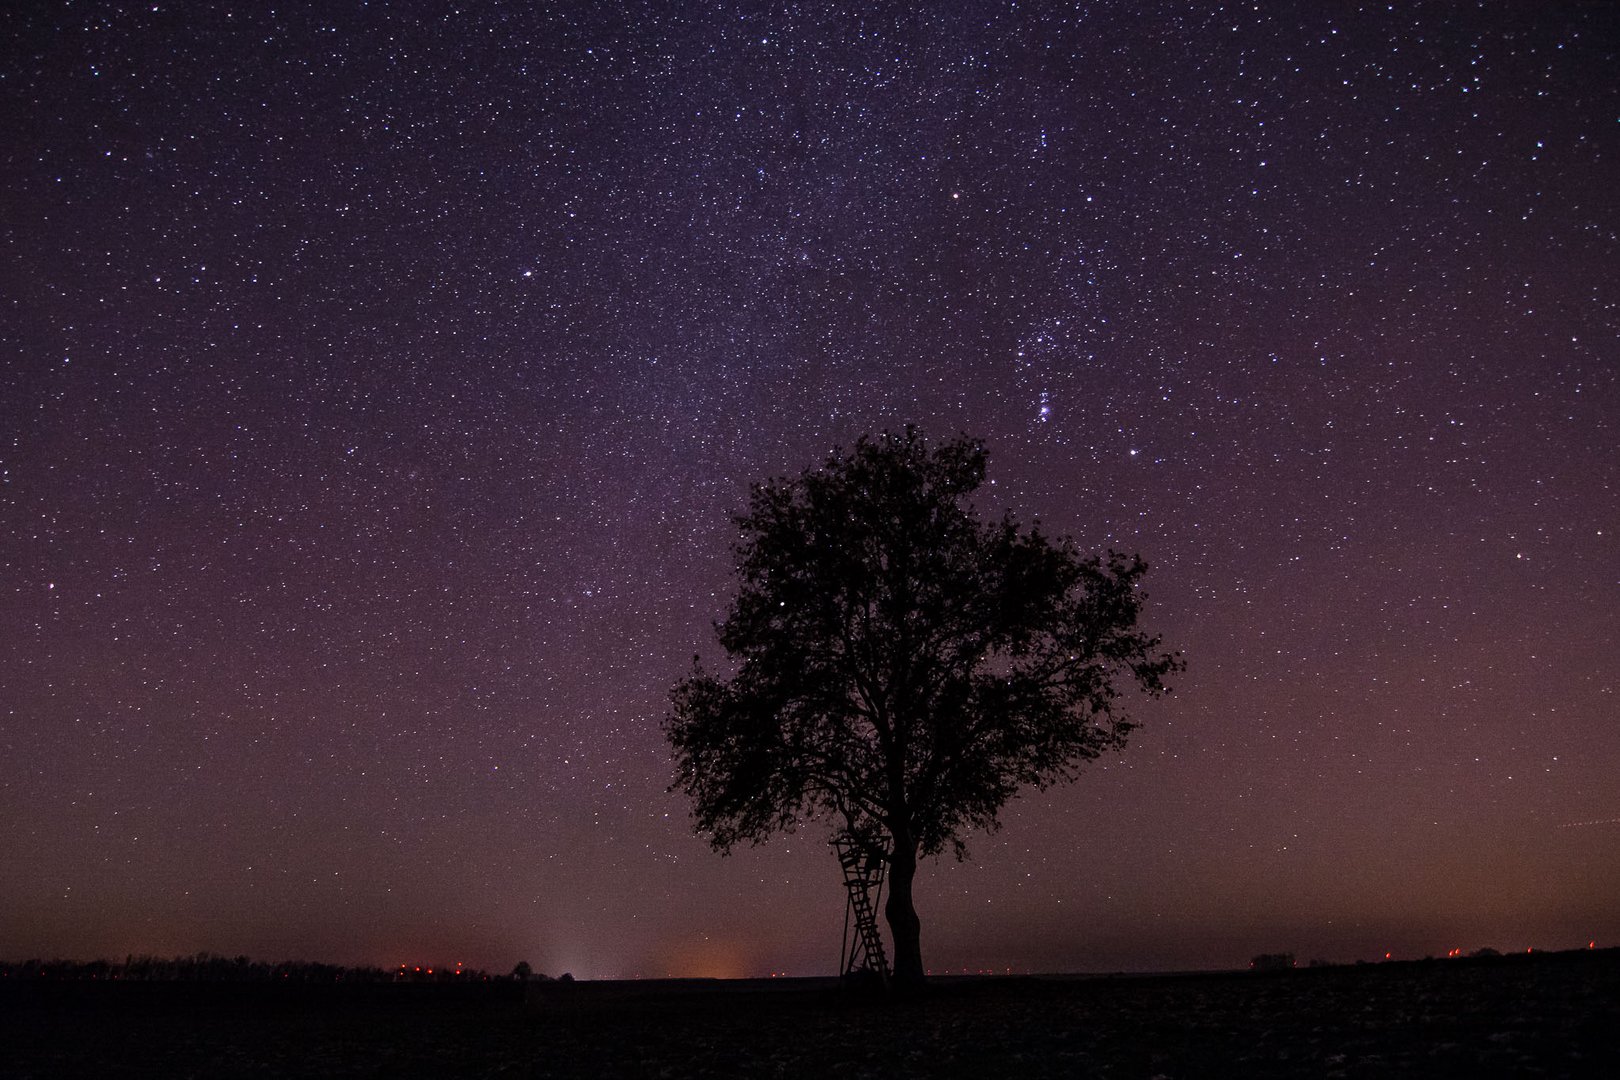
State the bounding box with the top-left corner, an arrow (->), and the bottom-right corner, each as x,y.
3,2 -> 1616,977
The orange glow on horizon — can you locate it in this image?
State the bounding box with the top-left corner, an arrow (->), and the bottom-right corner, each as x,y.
656,937 -> 755,980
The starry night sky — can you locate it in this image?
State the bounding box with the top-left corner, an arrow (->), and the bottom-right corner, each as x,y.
3,2 -> 1616,978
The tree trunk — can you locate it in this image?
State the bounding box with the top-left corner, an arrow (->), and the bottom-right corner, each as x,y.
885,842 -> 925,989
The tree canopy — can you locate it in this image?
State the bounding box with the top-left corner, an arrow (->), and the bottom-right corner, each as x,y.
666,428 -> 1180,985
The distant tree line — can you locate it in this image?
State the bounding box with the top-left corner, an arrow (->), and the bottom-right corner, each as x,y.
0,952 -> 503,983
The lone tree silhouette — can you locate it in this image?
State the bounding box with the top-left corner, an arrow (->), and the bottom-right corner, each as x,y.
666,428 -> 1180,988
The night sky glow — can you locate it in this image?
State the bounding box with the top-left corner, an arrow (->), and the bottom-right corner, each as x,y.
3,3 -> 1616,979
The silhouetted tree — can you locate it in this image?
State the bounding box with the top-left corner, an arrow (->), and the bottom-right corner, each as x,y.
667,428 -> 1180,988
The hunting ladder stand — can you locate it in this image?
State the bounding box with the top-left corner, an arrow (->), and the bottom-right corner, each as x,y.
833,835 -> 890,985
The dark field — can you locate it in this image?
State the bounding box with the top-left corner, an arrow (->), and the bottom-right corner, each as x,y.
4,950 -> 1617,1078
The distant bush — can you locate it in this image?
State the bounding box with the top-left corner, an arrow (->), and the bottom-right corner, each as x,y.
1250,953 -> 1295,973
1470,947 -> 1501,959
1307,958 -> 1337,968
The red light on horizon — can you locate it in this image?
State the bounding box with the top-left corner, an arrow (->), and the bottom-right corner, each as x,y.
1590,941 -> 1597,949
1384,952 -> 1391,960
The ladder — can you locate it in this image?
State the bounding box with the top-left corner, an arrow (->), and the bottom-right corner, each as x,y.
833,835 -> 890,985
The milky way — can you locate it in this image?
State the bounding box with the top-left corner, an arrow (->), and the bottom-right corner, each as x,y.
3,3 -> 1616,977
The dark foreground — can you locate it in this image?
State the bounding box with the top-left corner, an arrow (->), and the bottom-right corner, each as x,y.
4,950 -> 1617,1078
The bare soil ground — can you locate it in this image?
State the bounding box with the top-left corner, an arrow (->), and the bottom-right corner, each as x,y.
4,949 -> 1616,1078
